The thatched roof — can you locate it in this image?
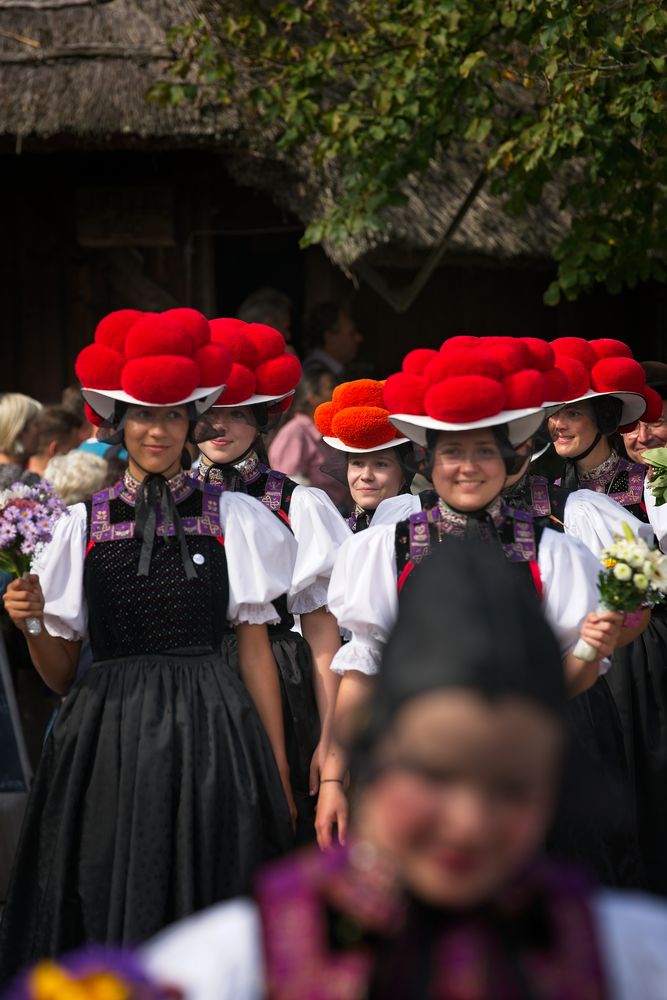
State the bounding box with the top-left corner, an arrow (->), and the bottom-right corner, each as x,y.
0,0 -> 234,142
0,0 -> 570,270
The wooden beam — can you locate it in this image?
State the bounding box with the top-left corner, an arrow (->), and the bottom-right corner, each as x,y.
0,0 -> 116,9
0,43 -> 172,63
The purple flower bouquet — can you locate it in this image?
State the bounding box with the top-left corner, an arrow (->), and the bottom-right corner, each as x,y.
0,480 -> 67,634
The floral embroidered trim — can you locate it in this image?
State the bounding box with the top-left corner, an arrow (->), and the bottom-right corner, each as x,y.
578,450 -> 619,483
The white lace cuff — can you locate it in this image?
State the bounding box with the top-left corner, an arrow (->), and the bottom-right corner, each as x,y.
288,582 -> 329,616
43,614 -> 84,642
330,641 -> 380,676
230,603 -> 281,627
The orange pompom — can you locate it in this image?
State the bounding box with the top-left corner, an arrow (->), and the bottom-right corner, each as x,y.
551,337 -> 598,371
314,400 -> 335,436
161,308 -> 211,349
424,376 -> 505,423
331,406 -> 397,449
383,372 -> 427,415
244,323 -> 285,363
332,379 -> 386,412
75,343 -> 124,389
194,343 -> 233,387
125,315 -> 193,360
121,355 -> 199,404
255,353 -> 302,396
403,349 -> 439,376
94,310 -> 144,353
591,357 -> 646,394
521,338 -> 555,372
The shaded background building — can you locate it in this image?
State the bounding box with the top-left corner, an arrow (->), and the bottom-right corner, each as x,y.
0,0 -> 664,401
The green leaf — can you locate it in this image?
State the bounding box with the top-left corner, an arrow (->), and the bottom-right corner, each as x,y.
459,49 -> 487,78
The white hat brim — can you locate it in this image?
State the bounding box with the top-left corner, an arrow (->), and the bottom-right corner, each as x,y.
322,436 -> 411,455
542,389 -> 646,425
82,385 -> 225,421
389,409 -> 545,448
212,389 -> 295,408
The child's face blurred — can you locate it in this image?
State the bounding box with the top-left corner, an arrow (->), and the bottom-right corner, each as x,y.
356,691 -> 563,909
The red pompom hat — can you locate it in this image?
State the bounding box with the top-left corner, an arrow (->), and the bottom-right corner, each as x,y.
208,319 -> 301,407
386,342 -> 545,448
76,310 -> 232,421
314,379 -> 410,454
543,337 -> 648,425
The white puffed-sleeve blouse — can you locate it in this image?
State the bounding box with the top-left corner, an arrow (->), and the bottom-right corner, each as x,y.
285,486 -> 351,615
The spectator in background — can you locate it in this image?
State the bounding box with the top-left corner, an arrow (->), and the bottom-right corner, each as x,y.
44,450 -> 108,506
0,393 -> 42,488
268,366 -> 350,509
62,385 -> 97,445
237,287 -> 293,343
26,405 -> 81,477
302,301 -> 362,379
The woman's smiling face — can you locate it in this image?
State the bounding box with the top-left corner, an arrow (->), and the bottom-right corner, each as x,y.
547,401 -> 599,458
430,429 -> 506,512
198,407 -> 259,465
347,449 -> 405,511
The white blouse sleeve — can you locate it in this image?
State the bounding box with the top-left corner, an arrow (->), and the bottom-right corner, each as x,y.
644,482 -> 667,553
219,493 -> 297,627
537,527 -> 601,659
286,486 -> 351,615
564,490 -> 653,556
594,889 -> 667,998
31,504 -> 88,641
142,899 -> 263,1000
327,525 -> 399,676
371,493 -> 421,526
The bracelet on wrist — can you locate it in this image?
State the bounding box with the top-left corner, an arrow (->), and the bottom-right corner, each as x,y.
320,778 -> 343,784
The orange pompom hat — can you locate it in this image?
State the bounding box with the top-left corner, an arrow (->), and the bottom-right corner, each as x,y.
76,308 -> 232,421
208,318 -> 301,407
315,379 -> 409,453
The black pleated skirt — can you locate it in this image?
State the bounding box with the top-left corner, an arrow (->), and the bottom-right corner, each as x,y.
606,608 -> 667,895
547,675 -> 646,889
223,628 -> 320,845
0,650 -> 293,983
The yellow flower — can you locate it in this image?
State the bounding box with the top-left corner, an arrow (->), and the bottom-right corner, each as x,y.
603,558 -> 617,569
29,965 -> 131,1000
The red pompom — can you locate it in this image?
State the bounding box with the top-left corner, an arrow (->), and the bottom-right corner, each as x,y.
216,363 -> 256,405
75,343 -> 124,389
84,402 -> 104,427
268,396 -> 293,417
161,308 -> 210,350
125,315 -> 193,360
332,379 -> 386,412
383,372 -> 427,415
591,357 -> 646,394
541,366 -> 569,401
590,338 -> 634,361
331,406 -> 397,450
641,386 -> 664,423
424,376 -> 505,423
424,350 -> 501,384
244,323 -> 285,364
521,338 -> 555,372
314,401 -> 335,436
551,337 -> 598,371
403,349 -> 439,376
439,335 -> 480,353
255,353 -> 302,396
194,343 -> 233,387
501,370 -> 545,409
121,355 -> 199,404
480,343 -> 527,377
553,356 -> 590,399
209,319 -> 258,369
94,310 -> 144,353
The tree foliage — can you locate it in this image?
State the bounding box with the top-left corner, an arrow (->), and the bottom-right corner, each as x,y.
151,0 -> 667,304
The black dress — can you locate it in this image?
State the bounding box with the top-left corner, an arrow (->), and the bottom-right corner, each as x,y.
575,456 -> 667,895
0,473 -> 292,982
197,452 -> 321,844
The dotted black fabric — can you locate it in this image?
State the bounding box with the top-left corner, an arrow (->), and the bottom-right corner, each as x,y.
84,490 -> 229,660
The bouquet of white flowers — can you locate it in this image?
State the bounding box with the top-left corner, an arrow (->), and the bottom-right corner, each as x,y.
573,521 -> 667,661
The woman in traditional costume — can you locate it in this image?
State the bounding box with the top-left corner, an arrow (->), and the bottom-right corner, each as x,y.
312,378 -> 415,533
0,309 -> 296,980
316,345 -> 625,851
195,318 -> 349,841
546,338 -> 667,895
143,539 -> 667,1000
